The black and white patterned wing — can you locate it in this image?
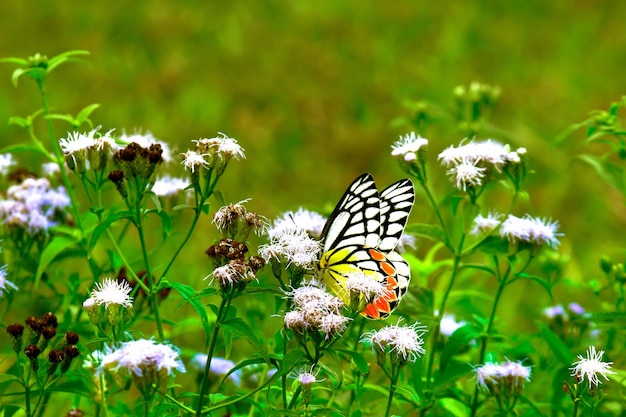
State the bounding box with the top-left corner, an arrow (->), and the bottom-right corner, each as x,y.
321,173 -> 381,253
376,179 -> 415,252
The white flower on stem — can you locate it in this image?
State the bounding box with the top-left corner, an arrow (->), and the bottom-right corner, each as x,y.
119,131 -> 172,162
97,339 -> 185,388
344,271 -> 388,302
439,314 -> 467,337
151,176 -> 189,197
194,132 -> 245,162
212,199 -> 250,234
570,346 -> 616,388
292,365 -> 323,386
500,214 -> 561,248
190,355 -> 241,385
447,158 -> 486,190
90,278 -> 133,309
207,261 -> 251,288
181,150 -> 210,172
471,212 -> 503,235
0,154 -> 16,175
259,227 -> 321,269
362,321 -> 427,362
391,132 -> 428,161
501,361 -> 531,389
475,362 -> 504,390
41,162 -> 61,177
268,208 -> 327,240
438,139 -> 509,170
0,265 -> 18,297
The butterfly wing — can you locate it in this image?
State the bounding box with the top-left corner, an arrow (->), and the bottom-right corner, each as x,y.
320,173 -> 381,253
377,179 -> 415,252
319,174 -> 414,320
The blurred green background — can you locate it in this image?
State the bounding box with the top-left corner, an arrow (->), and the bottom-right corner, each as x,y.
1,2 -> 625,307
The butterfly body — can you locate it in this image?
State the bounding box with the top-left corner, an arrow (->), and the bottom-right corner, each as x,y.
318,174 -> 415,319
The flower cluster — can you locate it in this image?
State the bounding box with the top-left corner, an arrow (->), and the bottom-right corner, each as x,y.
94,339 -> 185,395
59,128 -> 117,172
205,238 -> 265,291
83,277 -> 134,327
260,224 -> 321,272
268,208 -> 327,240
7,312 -> 80,374
213,199 -> 268,239
475,360 -> 531,396
438,140 -> 526,191
391,132 -> 429,181
151,175 -> 189,197
570,346 -> 616,389
0,177 -> 70,234
283,280 -> 350,340
471,212 -> 562,249
108,141 -> 164,200
362,321 -> 427,366
119,131 -> 173,163
182,132 -> 245,175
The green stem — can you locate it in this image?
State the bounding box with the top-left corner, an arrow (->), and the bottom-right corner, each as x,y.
36,78 -> 83,231
195,292 -> 231,417
470,259 -> 510,417
419,181 -> 452,250
384,364 -> 400,417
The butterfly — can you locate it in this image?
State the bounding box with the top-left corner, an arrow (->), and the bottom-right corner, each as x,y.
318,173 -> 415,319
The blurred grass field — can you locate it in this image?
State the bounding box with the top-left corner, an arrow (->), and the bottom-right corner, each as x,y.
1,1 -> 625,312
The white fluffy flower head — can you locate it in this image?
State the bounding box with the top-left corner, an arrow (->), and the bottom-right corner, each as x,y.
447,158 -> 486,190
471,212 -> 503,235
570,346 -> 616,388
260,227 -> 321,269
362,321 -> 427,362
90,278 -> 133,309
500,214 -> 561,248
97,339 -> 185,380
268,208 -> 327,240
391,132 -> 428,160
152,176 -> 188,197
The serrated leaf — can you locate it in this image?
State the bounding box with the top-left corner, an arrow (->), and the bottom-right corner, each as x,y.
35,235 -> 80,286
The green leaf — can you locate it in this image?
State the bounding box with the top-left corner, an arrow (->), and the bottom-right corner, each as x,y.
536,322 -> 574,366
437,397 -> 471,417
440,323 -> 483,370
394,384 -> 421,406
76,103 -> 100,125
46,49 -> 90,73
0,57 -> 29,65
171,282 -> 212,345
474,236 -> 509,256
335,349 -> 369,375
35,235 -> 80,287
405,223 -> 447,244
586,311 -> 626,324
88,210 -> 134,254
0,143 -> 53,160
10,67 -> 27,87
221,317 -> 267,358
575,154 -> 625,196
513,273 -> 552,298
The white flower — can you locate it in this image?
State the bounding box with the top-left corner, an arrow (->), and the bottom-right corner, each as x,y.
570,346 -> 616,388
190,354 -> 241,385
41,162 -> 61,177
0,265 -> 18,297
447,158 -> 486,190
151,176 -> 188,197
475,362 -> 504,389
500,214 -> 561,248
207,262 -> 249,287
292,366 -> 323,386
119,131 -> 172,163
212,199 -> 250,232
0,154 -> 16,175
181,150 -> 209,172
344,271 -> 387,301
284,281 -> 348,337
90,278 -> 133,309
260,227 -> 321,269
97,339 -> 185,377
362,321 -> 427,362
268,209 -> 327,240
438,140 -> 509,170
391,132 -> 428,160
501,361 -> 531,388
471,212 -> 503,235
439,314 -> 466,337
194,132 -> 245,161
568,302 -> 585,315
